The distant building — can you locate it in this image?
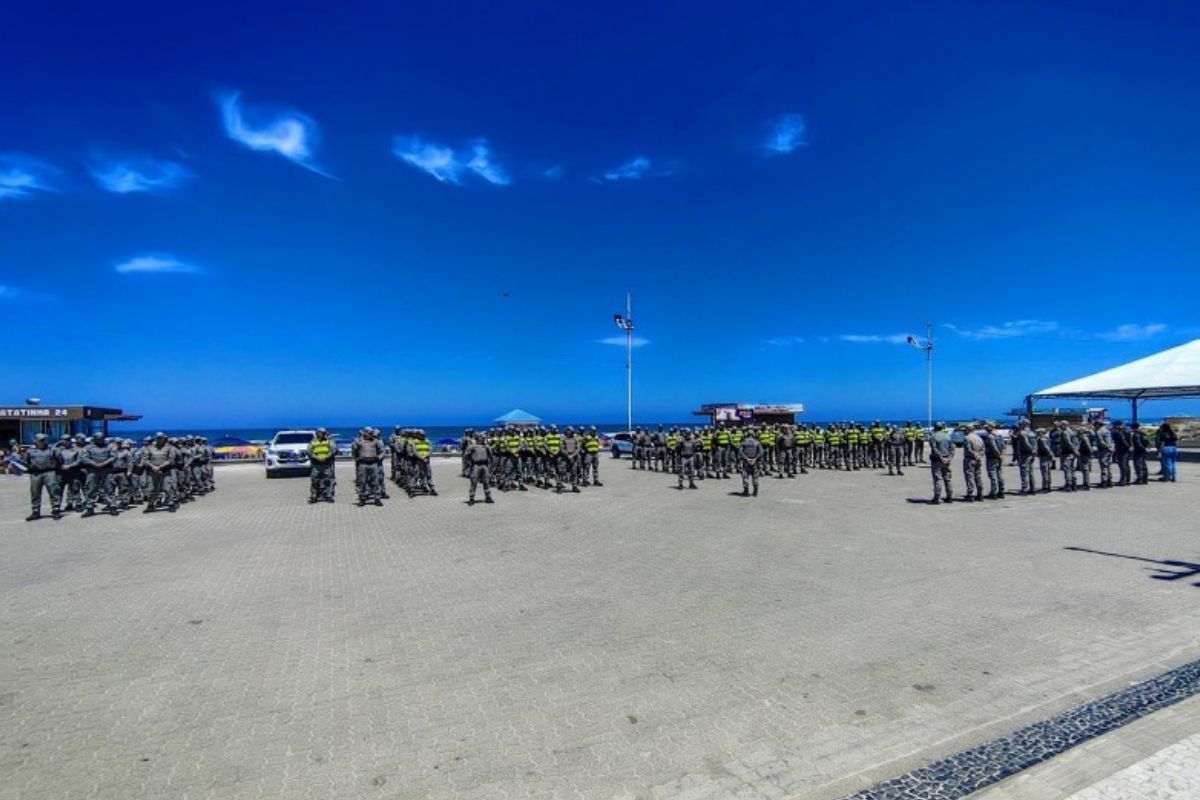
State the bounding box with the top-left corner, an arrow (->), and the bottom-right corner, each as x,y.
692,402 -> 805,426
0,402 -> 141,445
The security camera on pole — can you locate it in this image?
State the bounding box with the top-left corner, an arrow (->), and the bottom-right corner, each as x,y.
906,323 -> 934,431
613,294 -> 634,433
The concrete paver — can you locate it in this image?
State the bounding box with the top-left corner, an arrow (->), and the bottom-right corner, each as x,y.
1,457 -> 1197,799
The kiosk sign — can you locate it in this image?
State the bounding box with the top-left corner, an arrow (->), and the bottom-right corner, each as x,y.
0,406 -> 72,419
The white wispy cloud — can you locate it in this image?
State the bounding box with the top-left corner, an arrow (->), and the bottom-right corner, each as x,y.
945,320 -> 1060,340
219,91 -> 330,177
542,163 -> 565,180
392,136 -> 510,186
598,336 -> 649,347
763,113 -> 807,156
394,136 -> 461,183
113,254 -> 201,275
765,335 -> 805,346
88,154 -> 194,194
1094,323 -> 1167,342
603,156 -> 653,181
839,333 -> 911,344
0,153 -> 60,201
465,141 -> 510,185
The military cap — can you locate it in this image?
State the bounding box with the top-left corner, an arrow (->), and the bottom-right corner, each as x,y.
143,436 -> 153,443
34,433 -> 48,441
934,422 -> 945,430
1036,427 -> 1047,433
155,431 -> 167,438
317,427 -> 328,434
1113,420 -> 1124,426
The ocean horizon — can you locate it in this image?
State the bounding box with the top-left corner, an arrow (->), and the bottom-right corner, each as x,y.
108,414 -> 1174,444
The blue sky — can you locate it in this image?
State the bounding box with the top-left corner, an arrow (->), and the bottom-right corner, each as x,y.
3,1 -> 1198,427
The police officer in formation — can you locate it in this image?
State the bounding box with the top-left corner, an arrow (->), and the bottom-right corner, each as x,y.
350,427 -> 387,506
20,434 -> 63,520
886,425 -> 906,476
736,429 -> 764,497
464,434 -> 494,505
928,422 -> 955,504
17,430 -> 215,520
306,428 -> 337,503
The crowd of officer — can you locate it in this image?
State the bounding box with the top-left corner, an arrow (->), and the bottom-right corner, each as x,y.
19,418 -> 1172,518
926,418 -> 1165,504
457,425 -> 605,500
303,426 -> 443,506
18,431 -> 215,521
621,421 -> 928,488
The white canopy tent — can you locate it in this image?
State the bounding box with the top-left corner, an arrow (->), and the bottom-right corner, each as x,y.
1027,339 -> 1200,422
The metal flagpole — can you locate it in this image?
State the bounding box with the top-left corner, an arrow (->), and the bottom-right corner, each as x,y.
907,323 -> 935,430
926,321 -> 934,431
614,294 -> 635,432
626,293 -> 633,433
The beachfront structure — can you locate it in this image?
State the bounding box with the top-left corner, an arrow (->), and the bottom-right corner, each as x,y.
0,401 -> 141,445
1026,338 -> 1200,423
692,403 -> 805,426
493,409 -> 542,428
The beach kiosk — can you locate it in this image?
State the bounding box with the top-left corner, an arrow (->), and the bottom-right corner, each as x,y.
692,403 -> 805,426
0,400 -> 141,445
493,409 -> 542,428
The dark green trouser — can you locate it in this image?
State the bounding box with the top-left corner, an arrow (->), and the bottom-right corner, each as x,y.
30,471 -> 63,514
147,468 -> 176,507
469,463 -> 491,499
62,468 -> 85,508
84,468 -> 115,510
310,461 -> 336,500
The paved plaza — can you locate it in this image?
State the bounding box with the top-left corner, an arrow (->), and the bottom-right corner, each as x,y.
1,456 -> 1198,799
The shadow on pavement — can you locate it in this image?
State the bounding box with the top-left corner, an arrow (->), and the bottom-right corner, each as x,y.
1064,546 -> 1200,587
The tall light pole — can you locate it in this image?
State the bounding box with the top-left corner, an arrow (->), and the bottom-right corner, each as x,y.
906,322 -> 934,430
613,293 -> 634,432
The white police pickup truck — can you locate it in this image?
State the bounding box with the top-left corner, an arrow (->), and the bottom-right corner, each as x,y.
265,430 -> 316,478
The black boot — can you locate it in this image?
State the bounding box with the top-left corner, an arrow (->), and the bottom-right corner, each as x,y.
25,512 -> 41,522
